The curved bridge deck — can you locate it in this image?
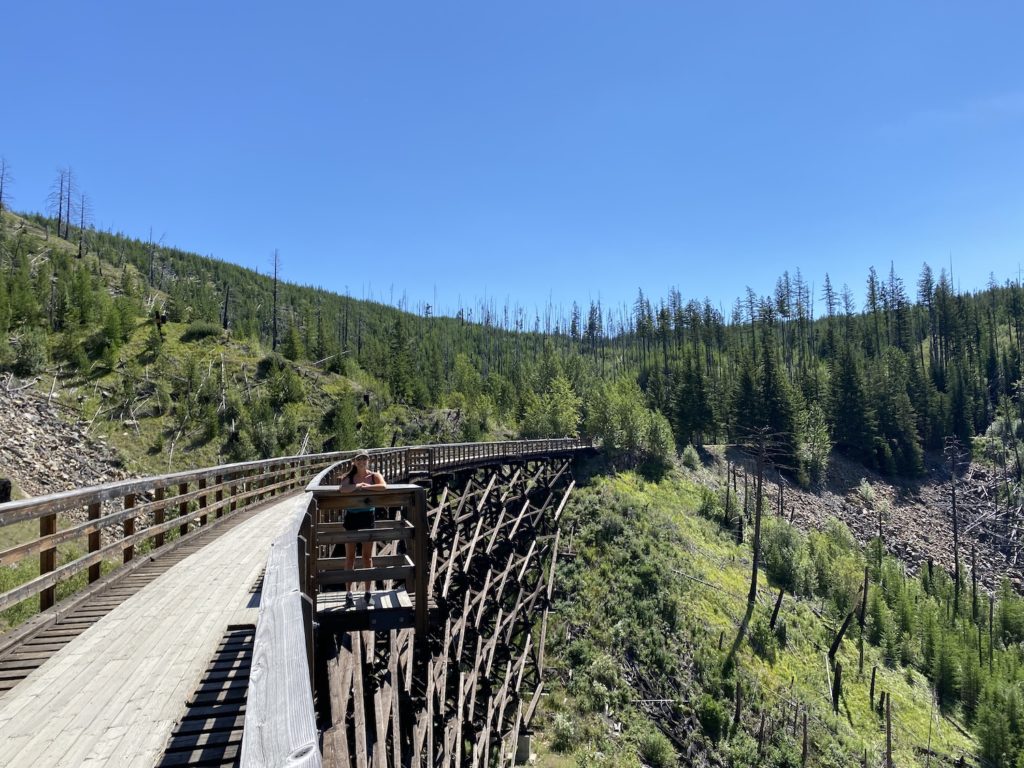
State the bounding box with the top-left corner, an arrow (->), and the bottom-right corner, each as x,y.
0,493 -> 305,767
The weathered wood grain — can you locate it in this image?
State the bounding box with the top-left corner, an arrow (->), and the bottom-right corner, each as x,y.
240,494 -> 321,768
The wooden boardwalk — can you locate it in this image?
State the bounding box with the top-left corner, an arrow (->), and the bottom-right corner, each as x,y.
0,492 -> 309,767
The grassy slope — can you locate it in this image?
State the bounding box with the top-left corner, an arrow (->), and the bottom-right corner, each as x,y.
533,466 -> 975,767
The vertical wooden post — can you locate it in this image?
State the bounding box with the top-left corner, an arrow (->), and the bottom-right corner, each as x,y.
971,544 -> 978,622
859,566 -> 869,674
877,507 -> 884,573
179,482 -> 189,537
724,460 -> 731,520
215,475 -> 223,519
123,493 -> 136,563
733,680 -> 742,726
87,501 -> 101,583
801,711 -> 808,766
885,694 -> 893,768
154,487 -> 165,549
412,487 -> 429,641
40,512 -> 57,610
743,470 -> 749,521
990,595 -> 995,672
870,666 -> 877,709
198,478 -> 208,527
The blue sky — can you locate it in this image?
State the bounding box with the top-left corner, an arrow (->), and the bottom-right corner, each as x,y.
2,2 -> 1023,321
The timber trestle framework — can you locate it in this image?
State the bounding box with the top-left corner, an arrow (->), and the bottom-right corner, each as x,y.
241,438 -> 594,768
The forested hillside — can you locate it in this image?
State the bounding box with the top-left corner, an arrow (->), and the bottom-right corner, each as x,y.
1,200 -> 1022,486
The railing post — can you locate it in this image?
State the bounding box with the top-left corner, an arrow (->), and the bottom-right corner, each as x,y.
412,487 -> 429,641
123,493 -> 136,563
215,475 -> 223,519
179,482 -> 189,537
198,478 -> 208,527
87,501 -> 102,582
40,512 -> 57,611
154,487 -> 166,549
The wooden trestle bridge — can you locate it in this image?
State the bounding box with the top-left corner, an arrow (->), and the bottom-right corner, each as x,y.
0,438 -> 594,767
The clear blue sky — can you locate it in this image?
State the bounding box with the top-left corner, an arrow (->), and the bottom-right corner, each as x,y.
3,2 -> 1023,321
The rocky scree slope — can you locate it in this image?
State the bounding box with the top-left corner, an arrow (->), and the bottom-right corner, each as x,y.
0,376 -> 129,501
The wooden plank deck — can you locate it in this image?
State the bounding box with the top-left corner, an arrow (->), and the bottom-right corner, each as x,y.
0,493 -> 309,768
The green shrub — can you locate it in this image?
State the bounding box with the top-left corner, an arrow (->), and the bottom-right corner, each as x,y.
268,364 -> 305,408
774,616 -> 788,648
681,443 -> 700,469
762,519 -> 807,594
551,712 -> 576,752
697,487 -> 720,521
13,328 -> 48,375
637,729 -> 675,768
593,508 -> 625,544
749,616 -> 777,663
696,694 -> 729,744
181,320 -> 221,342
0,336 -> 13,370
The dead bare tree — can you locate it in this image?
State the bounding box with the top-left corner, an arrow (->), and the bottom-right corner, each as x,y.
48,168 -> 67,238
46,166 -> 78,239
64,167 -> 75,239
946,436 -> 966,616
76,192 -> 92,259
0,156 -> 13,214
271,249 -> 281,352
221,282 -> 231,331
724,425 -> 791,673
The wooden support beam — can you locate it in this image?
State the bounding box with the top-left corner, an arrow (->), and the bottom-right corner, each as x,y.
86,501 -> 101,583
352,631 -> 369,768
120,493 -> 136,563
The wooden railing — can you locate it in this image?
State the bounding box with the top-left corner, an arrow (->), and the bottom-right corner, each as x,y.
318,437 -> 595,486
0,438 -> 593,636
0,452 -> 343,639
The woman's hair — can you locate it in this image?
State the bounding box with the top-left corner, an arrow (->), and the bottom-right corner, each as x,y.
344,451 -> 370,483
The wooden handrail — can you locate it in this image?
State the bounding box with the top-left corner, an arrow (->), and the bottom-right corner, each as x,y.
0,438 -> 594,629
0,454 -> 341,619
240,494 -> 320,768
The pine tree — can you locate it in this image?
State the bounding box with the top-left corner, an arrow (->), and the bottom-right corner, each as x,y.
829,345 -> 877,466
